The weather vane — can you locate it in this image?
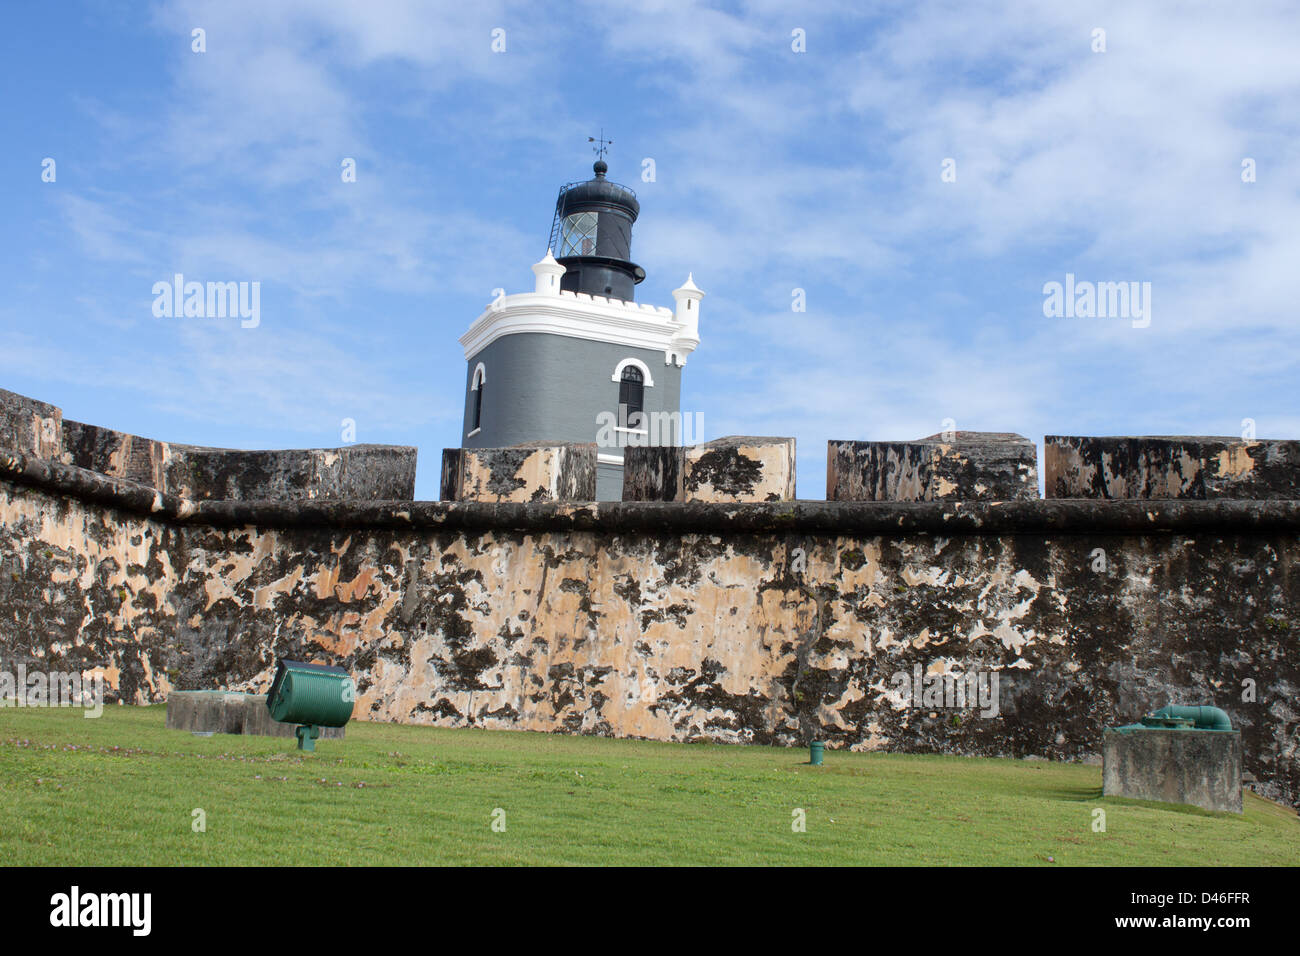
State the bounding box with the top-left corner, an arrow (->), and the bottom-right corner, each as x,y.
588,129 -> 612,161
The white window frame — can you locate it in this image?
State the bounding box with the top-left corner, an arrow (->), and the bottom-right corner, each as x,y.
610,357 -> 654,387
468,362 -> 486,437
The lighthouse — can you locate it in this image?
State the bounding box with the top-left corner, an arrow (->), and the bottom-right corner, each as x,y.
457,157 -> 703,500
551,157 -> 644,301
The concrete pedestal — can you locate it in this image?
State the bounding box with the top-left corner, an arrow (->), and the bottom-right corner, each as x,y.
165,691 -> 346,739
1102,729 -> 1241,813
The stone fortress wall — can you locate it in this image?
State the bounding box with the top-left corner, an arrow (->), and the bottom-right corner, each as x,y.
0,387 -> 417,503
2,386 -> 1297,807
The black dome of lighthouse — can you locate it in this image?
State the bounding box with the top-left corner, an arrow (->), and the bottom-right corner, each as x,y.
558,161 -> 641,218
548,161 -> 645,302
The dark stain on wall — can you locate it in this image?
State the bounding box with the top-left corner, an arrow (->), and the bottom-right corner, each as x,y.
685,445 -> 762,497
1046,435 -> 1300,500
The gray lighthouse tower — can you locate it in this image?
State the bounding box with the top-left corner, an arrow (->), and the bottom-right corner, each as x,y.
458,159 -> 704,499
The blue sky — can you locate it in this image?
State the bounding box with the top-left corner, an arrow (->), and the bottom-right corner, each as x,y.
2,1 -> 1297,499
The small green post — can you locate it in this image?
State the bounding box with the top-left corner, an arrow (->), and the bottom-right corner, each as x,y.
809,740 -> 824,765
296,724 -> 320,752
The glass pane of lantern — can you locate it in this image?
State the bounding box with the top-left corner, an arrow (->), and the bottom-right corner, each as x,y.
560,213 -> 598,256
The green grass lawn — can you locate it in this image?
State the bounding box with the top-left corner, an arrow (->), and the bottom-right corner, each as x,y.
2,706 -> 1296,866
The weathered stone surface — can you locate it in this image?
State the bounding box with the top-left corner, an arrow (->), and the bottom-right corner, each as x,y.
685,436 -> 795,502
61,419 -> 169,489
1102,729 -> 1242,813
3,445 -> 1299,809
0,387 -> 61,460
1,384 -> 423,503
828,432 -> 1039,501
170,444 -> 417,501
1045,435 -> 1300,499
64,428 -> 417,502
440,443 -> 597,502
440,448 -> 465,502
625,437 -> 795,502
165,690 -> 345,738
8,449 -> 1300,533
621,446 -> 684,501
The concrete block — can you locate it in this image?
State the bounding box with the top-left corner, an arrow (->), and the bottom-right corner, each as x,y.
684,436 -> 795,502
61,419 -> 168,488
61,417 -> 417,501
440,448 -> 466,502
1102,729 -> 1241,813
621,445 -> 684,501
165,690 -> 345,739
827,432 -> 1038,501
0,387 -> 62,460
168,444 -> 417,501
1046,435 -> 1300,499
624,437 -> 795,502
441,442 -> 597,502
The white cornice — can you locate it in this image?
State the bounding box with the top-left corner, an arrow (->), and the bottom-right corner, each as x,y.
459,291 -> 700,364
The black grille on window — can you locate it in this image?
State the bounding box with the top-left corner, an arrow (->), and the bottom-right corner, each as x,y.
618,366 -> 644,428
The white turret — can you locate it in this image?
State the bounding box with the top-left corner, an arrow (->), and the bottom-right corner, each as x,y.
531,249 -> 566,295
671,273 -> 704,344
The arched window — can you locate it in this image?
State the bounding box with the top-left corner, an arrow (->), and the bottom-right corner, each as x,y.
618,365 -> 644,429
470,363 -> 486,433
610,357 -> 654,386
